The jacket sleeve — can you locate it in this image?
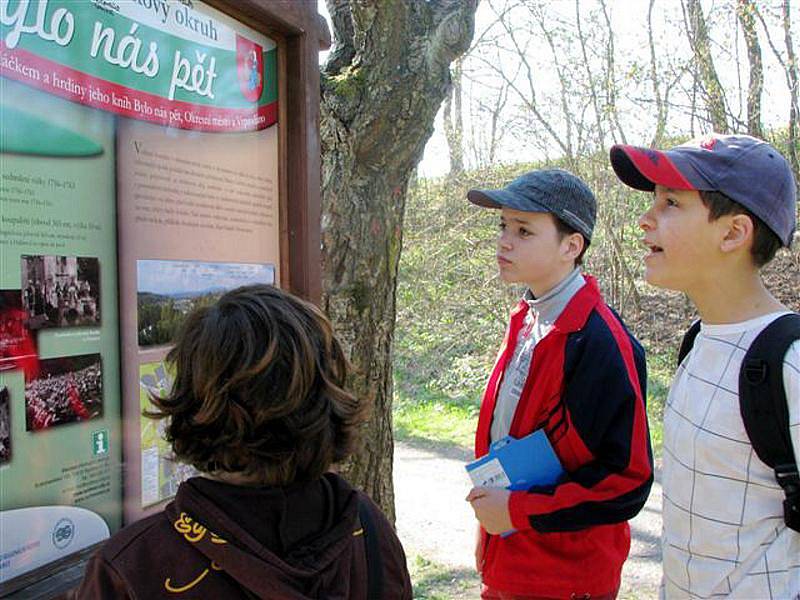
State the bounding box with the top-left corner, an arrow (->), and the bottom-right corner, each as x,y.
68,552 -> 133,600
508,310 -> 653,533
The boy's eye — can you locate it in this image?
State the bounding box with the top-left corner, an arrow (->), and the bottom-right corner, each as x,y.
665,197 -> 678,207
498,222 -> 506,231
518,227 -> 532,237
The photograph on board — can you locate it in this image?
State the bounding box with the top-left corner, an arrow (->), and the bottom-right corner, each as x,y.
25,354 -> 103,431
0,387 -> 10,464
21,256 -> 101,330
0,290 -> 37,372
137,260 -> 275,347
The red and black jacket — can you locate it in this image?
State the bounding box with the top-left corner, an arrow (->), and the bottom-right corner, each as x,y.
475,276 -> 653,598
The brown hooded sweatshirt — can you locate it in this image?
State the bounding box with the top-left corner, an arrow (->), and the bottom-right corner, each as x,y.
69,473 -> 411,599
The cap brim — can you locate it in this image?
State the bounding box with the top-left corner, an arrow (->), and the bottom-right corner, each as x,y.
466,189 -> 503,208
466,189 -> 549,213
610,145 -> 696,191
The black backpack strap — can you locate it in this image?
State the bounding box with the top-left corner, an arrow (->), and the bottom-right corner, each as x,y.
739,313 -> 800,532
358,496 -> 383,600
677,320 -> 702,367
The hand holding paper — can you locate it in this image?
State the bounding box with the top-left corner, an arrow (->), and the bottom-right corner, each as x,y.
465,430 -> 565,536
466,486 -> 513,535
466,429 -> 564,491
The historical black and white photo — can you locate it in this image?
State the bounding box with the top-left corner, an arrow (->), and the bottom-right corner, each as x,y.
21,256 -> 101,330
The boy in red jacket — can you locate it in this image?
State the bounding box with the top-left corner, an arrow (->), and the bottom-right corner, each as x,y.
466,169 -> 653,599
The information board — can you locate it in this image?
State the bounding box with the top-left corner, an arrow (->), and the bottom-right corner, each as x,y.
0,0 -> 279,586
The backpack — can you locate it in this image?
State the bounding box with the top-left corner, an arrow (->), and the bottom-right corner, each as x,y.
677,313 -> 800,532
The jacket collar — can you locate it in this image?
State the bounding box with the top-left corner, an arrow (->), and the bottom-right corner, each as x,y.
510,275 -> 603,336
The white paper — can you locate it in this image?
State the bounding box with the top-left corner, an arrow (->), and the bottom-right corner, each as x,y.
467,458 -> 511,488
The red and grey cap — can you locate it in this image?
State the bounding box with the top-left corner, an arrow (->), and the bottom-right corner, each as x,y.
610,134 -> 797,247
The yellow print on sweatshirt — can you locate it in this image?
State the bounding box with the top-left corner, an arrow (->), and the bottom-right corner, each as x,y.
173,512 -> 228,544
164,561 -> 223,593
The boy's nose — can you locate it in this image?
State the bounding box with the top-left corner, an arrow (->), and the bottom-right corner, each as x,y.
638,210 -> 655,231
497,233 -> 512,250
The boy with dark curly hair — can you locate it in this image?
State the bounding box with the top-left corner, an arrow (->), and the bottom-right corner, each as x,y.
71,284 -> 412,599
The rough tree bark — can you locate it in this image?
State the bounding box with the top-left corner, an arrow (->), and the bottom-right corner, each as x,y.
737,0 -> 764,138
685,0 -> 729,133
320,0 -> 477,522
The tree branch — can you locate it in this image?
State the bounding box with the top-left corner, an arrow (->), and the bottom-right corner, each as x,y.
428,0 -> 479,72
324,0 -> 356,75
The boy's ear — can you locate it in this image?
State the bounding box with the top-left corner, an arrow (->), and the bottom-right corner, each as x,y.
720,213 -> 754,254
563,232 -> 584,261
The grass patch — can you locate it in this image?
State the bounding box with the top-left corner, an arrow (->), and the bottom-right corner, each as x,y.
409,555 -> 480,600
395,352 -> 671,459
394,395 -> 477,451
393,367 -> 479,451
645,349 -> 674,459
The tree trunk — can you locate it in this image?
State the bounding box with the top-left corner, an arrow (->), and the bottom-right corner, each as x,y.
575,0 -> 606,148
737,0 -> 764,138
783,0 -> 800,182
443,59 -> 465,176
598,0 -> 627,144
487,80 -> 510,165
321,0 -> 477,522
648,0 -> 667,147
753,0 -> 800,181
685,0 -> 729,133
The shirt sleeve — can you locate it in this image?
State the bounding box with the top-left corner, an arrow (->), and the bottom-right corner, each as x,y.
508,314 -> 654,533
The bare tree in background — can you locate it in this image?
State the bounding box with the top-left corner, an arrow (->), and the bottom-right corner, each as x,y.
320,0 -> 477,520
457,6 -> 515,168
478,76 -> 511,166
648,0 -> 668,146
685,0 -> 730,133
481,0 -> 576,165
443,59 -> 465,177
737,0 -> 765,138
754,0 -> 800,181
784,0 -> 800,181
397,0 -> 796,314
576,0 -> 607,147
598,0 -> 627,144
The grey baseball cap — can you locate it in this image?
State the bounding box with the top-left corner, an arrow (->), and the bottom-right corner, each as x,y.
467,169 -> 597,241
610,134 -> 797,247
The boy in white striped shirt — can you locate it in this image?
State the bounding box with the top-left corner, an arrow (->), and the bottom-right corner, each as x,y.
610,134 -> 799,599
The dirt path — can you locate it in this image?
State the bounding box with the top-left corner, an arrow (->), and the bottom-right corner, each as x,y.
394,440 -> 662,599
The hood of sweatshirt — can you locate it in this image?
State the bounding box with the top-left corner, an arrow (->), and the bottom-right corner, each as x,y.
164,472 -> 363,599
